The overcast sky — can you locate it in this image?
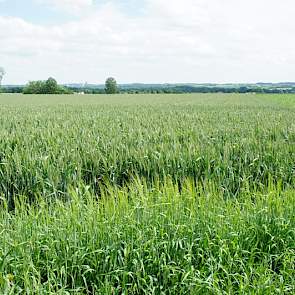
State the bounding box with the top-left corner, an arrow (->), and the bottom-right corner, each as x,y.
0,0 -> 294,84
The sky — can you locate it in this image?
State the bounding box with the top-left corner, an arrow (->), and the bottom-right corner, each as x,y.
0,0 -> 295,84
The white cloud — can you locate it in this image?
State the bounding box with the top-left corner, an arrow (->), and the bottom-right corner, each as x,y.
1,0 -> 295,84
36,0 -> 93,13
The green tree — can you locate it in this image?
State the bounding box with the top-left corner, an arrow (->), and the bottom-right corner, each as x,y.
23,77 -> 73,94
45,77 -> 58,94
23,81 -> 46,94
105,77 -> 119,94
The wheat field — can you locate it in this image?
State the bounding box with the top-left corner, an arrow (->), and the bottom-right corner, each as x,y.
0,93 -> 294,294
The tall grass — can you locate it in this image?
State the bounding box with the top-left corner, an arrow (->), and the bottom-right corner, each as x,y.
0,180 -> 294,294
0,94 -> 294,206
0,93 -> 294,293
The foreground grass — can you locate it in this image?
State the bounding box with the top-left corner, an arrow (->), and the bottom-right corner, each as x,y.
0,181 -> 294,294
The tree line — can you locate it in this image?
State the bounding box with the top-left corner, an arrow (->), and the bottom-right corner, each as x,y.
23,78 -> 73,94
1,76 -> 119,94
1,69 -> 295,94
4,83 -> 295,95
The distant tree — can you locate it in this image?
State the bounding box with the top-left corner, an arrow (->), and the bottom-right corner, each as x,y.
23,81 -> 45,94
0,67 -> 5,90
105,77 -> 119,94
45,77 -> 58,94
23,77 -> 73,94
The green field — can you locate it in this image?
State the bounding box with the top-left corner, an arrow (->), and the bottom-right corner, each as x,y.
0,93 -> 294,294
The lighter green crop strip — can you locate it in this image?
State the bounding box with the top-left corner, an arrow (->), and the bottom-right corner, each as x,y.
0,181 -> 294,293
